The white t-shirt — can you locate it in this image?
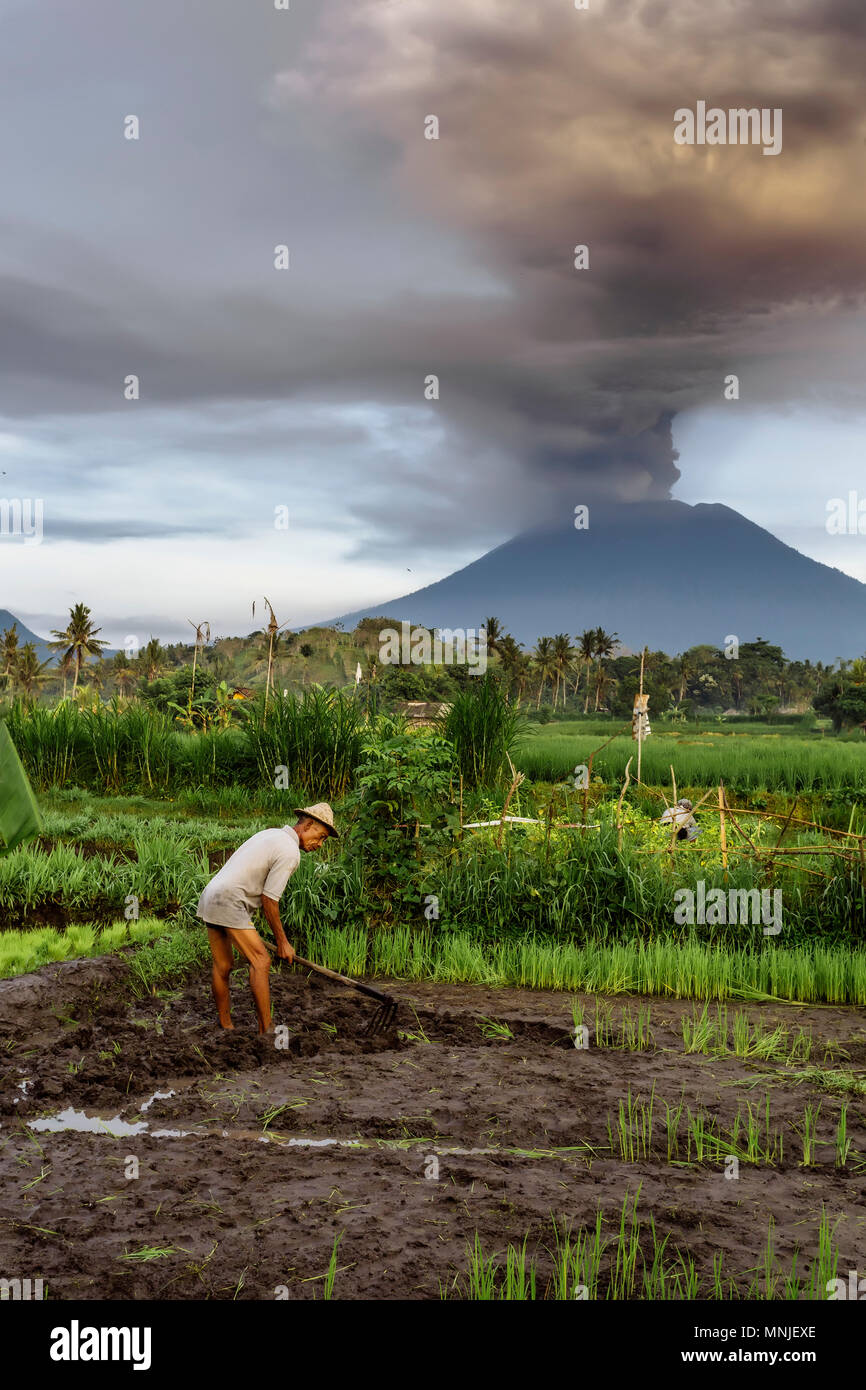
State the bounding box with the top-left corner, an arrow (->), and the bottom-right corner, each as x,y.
196,826 -> 301,930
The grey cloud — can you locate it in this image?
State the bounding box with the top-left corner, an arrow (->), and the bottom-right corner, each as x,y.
0,0 -> 863,558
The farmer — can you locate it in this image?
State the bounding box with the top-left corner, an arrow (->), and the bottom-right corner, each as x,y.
196,803 -> 338,1033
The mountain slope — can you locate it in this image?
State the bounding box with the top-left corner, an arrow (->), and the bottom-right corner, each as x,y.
0,611 -> 55,663
327,500 -> 866,662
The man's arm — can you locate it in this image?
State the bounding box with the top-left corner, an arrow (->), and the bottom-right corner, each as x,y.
261,895 -> 295,963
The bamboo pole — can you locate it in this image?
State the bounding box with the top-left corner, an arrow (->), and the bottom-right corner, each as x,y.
497,765 -> 525,850
719,783 -> 728,880
637,647 -> 645,784
702,802 -> 865,842
616,757 -> 632,852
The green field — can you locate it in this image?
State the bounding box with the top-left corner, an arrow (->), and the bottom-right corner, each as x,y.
514,723 -> 866,795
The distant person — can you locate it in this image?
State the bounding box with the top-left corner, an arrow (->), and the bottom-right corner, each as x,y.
196,804 -> 338,1032
660,798 -> 701,842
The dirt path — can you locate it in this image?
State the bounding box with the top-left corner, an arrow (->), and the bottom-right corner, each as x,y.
1,957 -> 865,1299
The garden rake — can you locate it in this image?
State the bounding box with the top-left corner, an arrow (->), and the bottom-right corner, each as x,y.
267,943 -> 398,1035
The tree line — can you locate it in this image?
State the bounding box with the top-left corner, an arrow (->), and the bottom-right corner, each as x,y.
1,605 -> 863,728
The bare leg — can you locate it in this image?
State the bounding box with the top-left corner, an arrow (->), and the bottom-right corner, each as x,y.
207,927 -> 235,1029
225,927 -> 272,1033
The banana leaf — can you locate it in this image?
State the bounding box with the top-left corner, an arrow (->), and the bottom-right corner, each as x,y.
0,719 -> 42,853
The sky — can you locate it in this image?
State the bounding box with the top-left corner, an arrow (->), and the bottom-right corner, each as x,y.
0,0 -> 865,647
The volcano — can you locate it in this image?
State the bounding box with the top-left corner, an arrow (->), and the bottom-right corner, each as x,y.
329,500 -> 866,663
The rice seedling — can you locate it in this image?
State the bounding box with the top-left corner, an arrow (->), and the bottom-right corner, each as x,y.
681,1005 -> 814,1062
684,1107 -> 724,1165
547,1212 -> 604,1300
730,1096 -> 784,1166
118,1247 -> 176,1262
804,1208 -> 840,1300
664,1091 -> 687,1162
610,1189 -> 643,1300
608,1086 -> 655,1162
617,1003 -> 654,1051
835,1105 -> 852,1168
794,1102 -> 823,1167
321,1233 -> 349,1301
0,918 -> 163,979
450,1200 -> 844,1300
294,925 -> 866,1006
477,1017 -> 514,1040
749,1066 -> 866,1097
260,1104 -> 290,1133
128,927 -> 211,995
570,997 -> 584,1034
397,1005 -> 432,1044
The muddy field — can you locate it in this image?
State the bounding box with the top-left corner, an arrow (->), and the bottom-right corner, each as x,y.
1,954 -> 865,1299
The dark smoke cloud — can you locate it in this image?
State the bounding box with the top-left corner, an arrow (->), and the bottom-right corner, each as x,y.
0,0 -> 864,540
265,0 -> 866,505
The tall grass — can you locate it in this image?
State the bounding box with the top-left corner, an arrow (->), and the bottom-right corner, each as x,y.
441,675 -> 527,787
5,691 -> 363,800
244,687 -> 365,800
425,828 -> 866,945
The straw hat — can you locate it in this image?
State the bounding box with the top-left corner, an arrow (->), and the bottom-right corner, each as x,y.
293,802 -> 339,838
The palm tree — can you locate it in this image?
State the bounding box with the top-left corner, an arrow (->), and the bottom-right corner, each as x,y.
677,653 -> 692,703
592,627 -> 619,710
551,633 -> 575,709
497,634 -> 525,704
137,637 -> 166,682
110,649 -> 136,696
482,616 -> 503,658
532,636 -> 557,709
1,626 -> 19,693
573,629 -> 596,708
16,642 -> 45,698
50,604 -> 108,695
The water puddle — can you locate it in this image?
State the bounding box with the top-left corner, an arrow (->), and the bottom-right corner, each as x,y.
140,1090 -> 176,1112
29,1108 -> 148,1137
25,1108 -> 580,1161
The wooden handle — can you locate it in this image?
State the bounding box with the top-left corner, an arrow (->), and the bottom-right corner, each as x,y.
268,947 -> 392,1005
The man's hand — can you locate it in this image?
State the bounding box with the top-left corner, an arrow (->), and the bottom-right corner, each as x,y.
261,894 -> 294,965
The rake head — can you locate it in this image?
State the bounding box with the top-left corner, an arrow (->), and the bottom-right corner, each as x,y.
362,995 -> 398,1037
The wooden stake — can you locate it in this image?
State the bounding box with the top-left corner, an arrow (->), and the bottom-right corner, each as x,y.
637,647 -> 646,784
719,783 -> 728,880
497,765 -> 525,850
617,757 -> 632,852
